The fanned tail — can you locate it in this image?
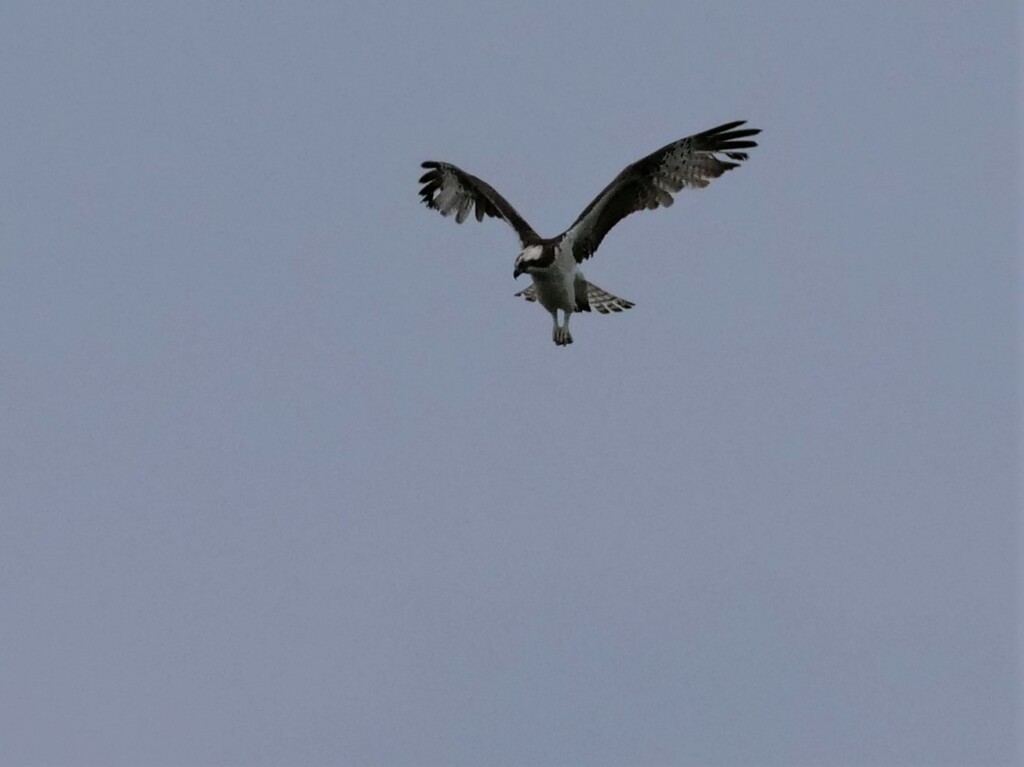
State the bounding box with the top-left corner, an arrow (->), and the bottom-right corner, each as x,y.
514,284 -> 539,302
583,281 -> 635,314
515,281 -> 635,314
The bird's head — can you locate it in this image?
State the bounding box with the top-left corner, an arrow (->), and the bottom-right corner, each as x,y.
513,244 -> 545,279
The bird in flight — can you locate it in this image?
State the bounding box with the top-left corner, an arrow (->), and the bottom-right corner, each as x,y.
418,120 -> 760,346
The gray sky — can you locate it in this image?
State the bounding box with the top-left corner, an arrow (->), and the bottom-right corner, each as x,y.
1,2 -> 1019,765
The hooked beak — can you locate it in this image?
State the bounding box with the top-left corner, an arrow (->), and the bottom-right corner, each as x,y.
513,265 -> 523,279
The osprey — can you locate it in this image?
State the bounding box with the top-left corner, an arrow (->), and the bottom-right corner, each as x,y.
418,120 -> 760,346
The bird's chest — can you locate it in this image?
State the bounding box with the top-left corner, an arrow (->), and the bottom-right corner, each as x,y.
529,246 -> 577,312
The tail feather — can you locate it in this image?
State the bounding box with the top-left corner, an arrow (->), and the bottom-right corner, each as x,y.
513,284 -> 536,301
584,281 -> 636,314
515,281 -> 635,314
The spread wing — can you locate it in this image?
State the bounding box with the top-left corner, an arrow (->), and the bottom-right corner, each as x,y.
418,161 -> 540,247
563,121 -> 760,263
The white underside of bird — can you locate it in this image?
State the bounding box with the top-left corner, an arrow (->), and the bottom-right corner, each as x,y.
512,239 -> 634,345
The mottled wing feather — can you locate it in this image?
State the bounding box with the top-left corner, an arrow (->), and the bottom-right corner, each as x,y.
515,281 -> 634,314
564,121 -> 760,262
419,161 -> 540,246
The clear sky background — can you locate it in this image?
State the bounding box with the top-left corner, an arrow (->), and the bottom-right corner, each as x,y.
1,2 -> 1019,766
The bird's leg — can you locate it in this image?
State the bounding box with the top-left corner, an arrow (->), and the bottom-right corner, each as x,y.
550,311 -> 562,345
552,309 -> 573,346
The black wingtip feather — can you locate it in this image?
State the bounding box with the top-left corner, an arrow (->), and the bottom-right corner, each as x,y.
702,120 -> 748,135
696,122 -> 761,154
719,132 -> 761,143
716,140 -> 759,150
